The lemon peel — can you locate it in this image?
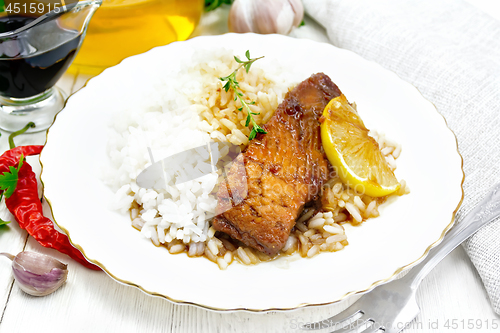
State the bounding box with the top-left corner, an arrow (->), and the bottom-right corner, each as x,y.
321,95 -> 400,197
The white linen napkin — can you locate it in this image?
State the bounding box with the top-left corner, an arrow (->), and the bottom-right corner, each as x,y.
301,0 -> 500,314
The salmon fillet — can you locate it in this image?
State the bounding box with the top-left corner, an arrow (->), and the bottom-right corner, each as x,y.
212,73 -> 341,255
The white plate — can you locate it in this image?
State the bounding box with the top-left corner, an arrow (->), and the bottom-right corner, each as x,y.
40,33 -> 463,311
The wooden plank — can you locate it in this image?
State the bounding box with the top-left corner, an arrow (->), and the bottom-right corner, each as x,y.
0,127 -> 44,321
0,74 -> 76,323
0,211 -> 26,318
2,246 -> 499,332
407,247 -> 500,332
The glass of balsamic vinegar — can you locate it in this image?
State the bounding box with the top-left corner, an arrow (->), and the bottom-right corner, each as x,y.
0,0 -> 102,132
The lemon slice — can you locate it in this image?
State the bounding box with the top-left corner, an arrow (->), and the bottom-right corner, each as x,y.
321,95 -> 400,197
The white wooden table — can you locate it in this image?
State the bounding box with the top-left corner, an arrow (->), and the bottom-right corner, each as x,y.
1,1 -> 500,332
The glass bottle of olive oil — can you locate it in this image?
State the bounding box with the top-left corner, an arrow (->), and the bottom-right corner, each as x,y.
70,0 -> 204,75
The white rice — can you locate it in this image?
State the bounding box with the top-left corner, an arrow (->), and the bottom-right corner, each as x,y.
104,49 -> 294,255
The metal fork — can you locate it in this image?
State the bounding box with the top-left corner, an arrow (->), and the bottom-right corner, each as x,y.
302,183 -> 500,333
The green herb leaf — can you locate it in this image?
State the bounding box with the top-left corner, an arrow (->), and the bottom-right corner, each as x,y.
249,129 -> 257,140
0,154 -> 24,199
204,0 -> 233,12
17,155 -> 23,172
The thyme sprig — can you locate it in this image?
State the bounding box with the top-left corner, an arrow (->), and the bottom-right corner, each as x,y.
219,50 -> 267,140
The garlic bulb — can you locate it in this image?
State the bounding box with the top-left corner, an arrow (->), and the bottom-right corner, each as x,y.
229,0 -> 304,35
1,251 -> 68,296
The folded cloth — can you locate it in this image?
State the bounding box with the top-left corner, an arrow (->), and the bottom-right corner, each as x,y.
302,0 -> 500,314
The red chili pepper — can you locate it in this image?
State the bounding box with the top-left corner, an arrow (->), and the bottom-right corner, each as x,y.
0,146 -> 43,170
1,146 -> 100,270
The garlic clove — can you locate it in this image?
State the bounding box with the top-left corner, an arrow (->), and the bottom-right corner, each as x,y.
1,251 -> 68,297
229,0 -> 304,35
253,0 -> 286,34
274,1 -> 296,35
228,0 -> 255,33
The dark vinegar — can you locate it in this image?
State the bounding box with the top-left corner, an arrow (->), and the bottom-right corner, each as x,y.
0,16 -> 81,99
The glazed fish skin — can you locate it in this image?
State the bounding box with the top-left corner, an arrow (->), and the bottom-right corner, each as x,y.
213,73 -> 341,255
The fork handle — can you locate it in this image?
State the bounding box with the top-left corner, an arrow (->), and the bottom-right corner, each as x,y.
403,183 -> 500,290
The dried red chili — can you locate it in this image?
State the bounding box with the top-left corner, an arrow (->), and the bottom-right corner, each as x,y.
0,146 -> 100,270
0,145 -> 43,167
